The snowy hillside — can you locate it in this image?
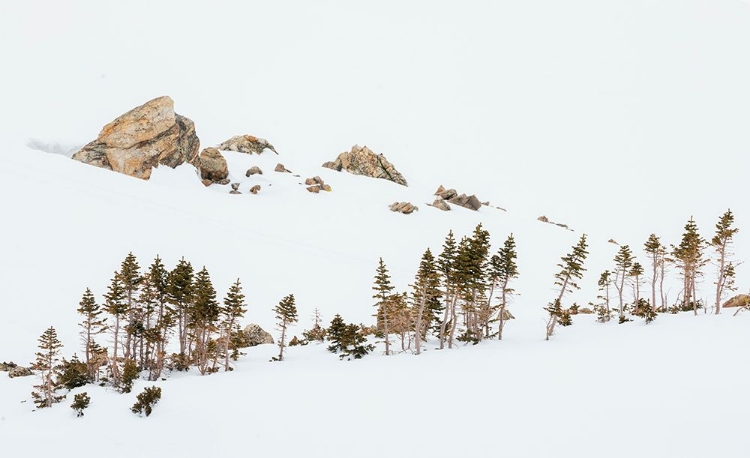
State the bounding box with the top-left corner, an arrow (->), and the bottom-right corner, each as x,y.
2,1 -> 750,457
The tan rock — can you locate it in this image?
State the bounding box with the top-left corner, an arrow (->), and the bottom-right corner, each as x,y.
321,161 -> 339,170
432,199 -> 451,211
723,294 -> 750,308
434,185 -> 445,195
390,202 -> 417,214
538,215 -> 550,223
217,135 -> 277,155
72,96 -> 200,180
275,163 -> 290,173
447,194 -> 482,211
196,147 -> 228,184
304,178 -> 317,185
321,184 -> 332,192
246,166 -> 263,176
438,188 -> 458,200
307,185 -> 321,193
250,185 -> 261,194
325,145 -> 407,186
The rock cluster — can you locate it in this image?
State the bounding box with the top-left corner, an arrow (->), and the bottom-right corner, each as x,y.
390,202 -> 418,214
3,362 -> 33,378
431,185 -> 482,211
304,176 -> 331,193
196,147 -> 229,186
217,135 -> 277,155
72,96 -> 200,180
323,145 -> 407,186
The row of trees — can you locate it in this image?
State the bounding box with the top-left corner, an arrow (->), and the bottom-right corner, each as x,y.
372,224 -> 520,354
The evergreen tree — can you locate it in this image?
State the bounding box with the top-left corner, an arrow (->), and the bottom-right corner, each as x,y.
437,230 -> 458,349
76,287 -> 107,380
711,209 -> 739,314
613,245 -> 634,321
167,257 -> 194,361
644,234 -> 668,312
30,326 -> 65,408
493,233 -> 519,340
58,354 -> 89,390
273,294 -> 299,361
372,257 -> 395,355
672,217 -> 706,315
145,255 -> 170,380
326,314 -> 374,360
545,234 -> 588,340
629,262 -> 645,308
411,248 -> 441,355
462,224 -> 491,341
221,279 -> 247,371
121,358 -> 139,393
302,308 -> 327,342
131,386 -> 161,417
71,392 -> 90,417
190,267 -> 220,374
595,270 -> 613,322
119,252 -> 142,362
104,272 -> 127,386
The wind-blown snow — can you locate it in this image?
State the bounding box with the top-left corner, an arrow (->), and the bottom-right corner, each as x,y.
1,1 -> 749,457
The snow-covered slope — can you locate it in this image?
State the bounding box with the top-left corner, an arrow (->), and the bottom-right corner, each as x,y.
2,1 -> 750,457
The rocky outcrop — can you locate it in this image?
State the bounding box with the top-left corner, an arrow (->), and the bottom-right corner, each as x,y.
196,147 -> 228,185
241,324 -> 274,346
723,294 -> 750,308
217,135 -> 277,155
324,145 -> 407,186
448,194 -> 482,211
8,366 -> 33,378
72,96 -> 200,180
390,202 -> 418,214
246,166 -> 263,176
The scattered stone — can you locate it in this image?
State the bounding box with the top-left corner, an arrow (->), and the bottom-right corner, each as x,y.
275,163 -> 291,173
307,185 -> 321,193
438,188 -> 458,200
304,177 -> 317,186
554,222 -> 569,229
229,183 -> 241,195
432,199 -> 451,211
250,185 -> 261,194
241,324 -> 275,346
194,147 -> 229,185
324,144 -> 407,186
304,176 -> 330,193
217,178 -> 230,186
8,366 -> 33,378
482,201 -> 490,206
217,135 -> 277,155
246,166 -> 263,176
390,202 -> 418,214
434,185 -> 445,195
321,184 -> 332,192
447,194 -> 482,211
579,307 -> 594,315
538,215 -> 550,223
723,294 -> 750,308
608,239 -> 619,245
72,96 -> 200,180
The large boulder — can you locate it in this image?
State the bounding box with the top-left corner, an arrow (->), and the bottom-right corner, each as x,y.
324,145 -> 407,186
241,324 -> 275,347
72,96 -> 200,180
218,135 -> 277,155
195,147 -> 229,185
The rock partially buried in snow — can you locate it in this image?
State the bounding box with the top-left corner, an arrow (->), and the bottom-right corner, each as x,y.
390,202 -> 418,214
241,324 -> 274,346
324,145 -> 407,186
230,183 -> 241,194
217,135 -> 277,155
8,366 -> 32,378
723,294 -> 750,308
250,185 -> 261,194
447,194 -> 482,211
246,166 -> 263,176
275,163 -> 291,173
72,96 -> 200,180
196,147 -> 228,185
431,199 -> 451,211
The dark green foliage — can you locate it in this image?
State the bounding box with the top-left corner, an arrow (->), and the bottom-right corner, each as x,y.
131,386 -> 162,417
273,294 -> 299,361
71,392 -> 90,417
672,217 -> 706,313
31,326 -> 65,409
59,355 -> 89,390
167,258 -> 194,358
632,299 -> 658,324
289,336 -> 301,346
326,314 -> 375,360
77,287 -> 107,380
221,279 -> 247,371
121,358 -> 139,393
546,235 -> 588,339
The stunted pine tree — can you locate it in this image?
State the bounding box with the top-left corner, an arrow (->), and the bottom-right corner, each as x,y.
612,245 -> 634,321
31,326 -> 65,408
77,287 -> 107,381
545,234 -> 588,340
462,224 -> 491,342
144,255 -> 170,380
629,262 -> 644,307
119,253 -> 142,362
190,267 -> 220,374
491,233 -> 519,340
711,209 -> 739,314
373,258 -> 395,355
302,308 -> 327,342
104,272 -> 127,386
644,234 -> 667,312
672,217 -> 706,315
221,279 -> 247,371
597,270 -> 612,317
411,248 -> 441,355
327,314 -> 374,360
273,294 -> 298,361
167,258 -> 194,362
437,230 -> 458,350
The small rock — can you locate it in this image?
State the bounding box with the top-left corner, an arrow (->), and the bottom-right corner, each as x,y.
481,201 -> 490,206
217,178 -> 231,186
250,185 -> 261,194
608,239 -> 619,245
538,215 -> 550,223
275,163 -> 291,173
307,185 -> 321,193
579,307 -> 594,314
434,185 -> 445,195
304,178 -> 317,186
231,183 -> 240,191
322,161 -> 341,171
321,184 -> 332,192
432,199 -> 451,211
438,188 -> 458,200
229,190 -> 242,195
390,202 -> 417,214
246,166 -> 263,176
8,366 -> 32,378
201,179 -> 213,187
196,147 -> 229,184
241,324 -> 275,346
323,145 -> 407,186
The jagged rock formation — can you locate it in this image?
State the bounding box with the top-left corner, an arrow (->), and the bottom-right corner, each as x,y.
432,185 -> 482,211
390,202 -> 418,214
431,199 -> 451,211
217,135 -> 277,155
72,96 -> 200,180
323,145 -> 407,186
448,194 -> 482,211
241,324 -> 274,346
196,147 -> 229,185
